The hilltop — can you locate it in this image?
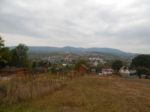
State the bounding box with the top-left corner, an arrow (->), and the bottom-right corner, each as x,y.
27,46 -> 136,59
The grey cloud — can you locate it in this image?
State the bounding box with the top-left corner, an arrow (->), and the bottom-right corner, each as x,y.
0,0 -> 150,53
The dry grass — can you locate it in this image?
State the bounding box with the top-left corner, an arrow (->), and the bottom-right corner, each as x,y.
0,75 -> 150,112
0,74 -> 68,104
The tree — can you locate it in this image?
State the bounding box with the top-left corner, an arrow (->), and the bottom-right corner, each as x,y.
0,36 -> 11,68
112,60 -> 123,72
11,44 -> 29,68
131,55 -> 150,69
0,36 -> 29,68
136,67 -> 150,78
97,63 -> 104,72
131,55 -> 150,77
0,36 -> 4,48
0,47 -> 11,68
74,59 -> 88,71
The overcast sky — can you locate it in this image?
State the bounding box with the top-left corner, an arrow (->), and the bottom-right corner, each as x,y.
0,0 -> 150,53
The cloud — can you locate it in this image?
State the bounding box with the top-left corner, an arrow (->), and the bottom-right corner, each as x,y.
0,0 -> 150,53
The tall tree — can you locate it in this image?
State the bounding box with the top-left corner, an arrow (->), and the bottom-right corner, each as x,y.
11,44 -> 29,68
112,60 -> 123,72
0,36 -> 4,48
131,55 -> 150,77
131,55 -> 150,69
0,36 -> 12,68
0,47 -> 11,68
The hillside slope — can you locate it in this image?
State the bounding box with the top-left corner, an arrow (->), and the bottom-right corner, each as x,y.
1,76 -> 150,112
28,46 -> 136,58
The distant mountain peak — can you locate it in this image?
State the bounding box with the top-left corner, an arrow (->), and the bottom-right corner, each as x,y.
25,46 -> 136,58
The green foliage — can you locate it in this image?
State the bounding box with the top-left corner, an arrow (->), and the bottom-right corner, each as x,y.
131,55 -> 150,69
0,47 -> 11,68
131,55 -> 150,76
0,36 -> 29,68
11,44 -> 29,68
74,59 -> 88,70
136,67 -> 150,76
0,36 -> 11,68
112,60 -> 123,72
0,36 -> 4,48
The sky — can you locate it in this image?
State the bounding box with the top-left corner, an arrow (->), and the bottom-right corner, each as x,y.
0,0 -> 150,53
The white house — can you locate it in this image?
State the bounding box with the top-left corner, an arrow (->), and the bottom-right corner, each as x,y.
101,68 -> 113,75
119,66 -> 130,77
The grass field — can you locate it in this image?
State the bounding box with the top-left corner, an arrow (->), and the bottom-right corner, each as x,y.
0,75 -> 150,112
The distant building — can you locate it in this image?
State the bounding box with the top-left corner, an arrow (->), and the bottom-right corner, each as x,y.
47,56 -> 63,63
89,57 -> 106,65
62,63 -> 67,67
64,55 -> 73,62
101,68 -> 113,75
78,64 -> 88,74
90,67 -> 97,73
129,69 -> 136,75
93,61 -> 99,66
119,66 -> 130,77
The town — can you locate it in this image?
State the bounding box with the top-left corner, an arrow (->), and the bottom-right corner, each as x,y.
0,0 -> 150,111
0,36 -> 150,80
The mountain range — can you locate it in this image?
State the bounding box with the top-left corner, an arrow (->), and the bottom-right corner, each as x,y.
27,46 -> 136,58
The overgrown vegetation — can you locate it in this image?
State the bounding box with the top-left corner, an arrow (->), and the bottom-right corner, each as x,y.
0,35 -> 150,112
0,36 -> 29,68
0,74 -> 68,105
131,55 -> 150,77
0,75 -> 149,112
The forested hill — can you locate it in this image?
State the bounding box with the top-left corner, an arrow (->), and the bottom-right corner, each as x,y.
27,46 -> 136,58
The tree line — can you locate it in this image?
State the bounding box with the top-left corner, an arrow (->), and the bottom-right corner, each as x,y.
0,35 -> 150,77
131,55 -> 150,78
0,36 -> 29,68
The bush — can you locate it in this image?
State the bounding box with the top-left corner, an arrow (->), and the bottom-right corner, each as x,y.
136,67 -> 150,78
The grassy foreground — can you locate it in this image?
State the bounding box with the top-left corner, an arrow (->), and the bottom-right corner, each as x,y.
0,75 -> 150,112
